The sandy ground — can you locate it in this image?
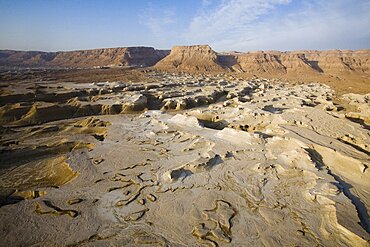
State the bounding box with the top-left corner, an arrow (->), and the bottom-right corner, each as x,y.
0,71 -> 369,246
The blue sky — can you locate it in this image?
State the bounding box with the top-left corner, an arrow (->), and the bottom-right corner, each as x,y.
0,0 -> 369,51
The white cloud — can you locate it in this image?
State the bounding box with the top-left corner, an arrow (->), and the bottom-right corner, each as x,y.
183,0 -> 370,51
185,0 -> 291,42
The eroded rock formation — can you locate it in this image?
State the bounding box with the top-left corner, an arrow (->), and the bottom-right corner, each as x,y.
0,70 -> 369,246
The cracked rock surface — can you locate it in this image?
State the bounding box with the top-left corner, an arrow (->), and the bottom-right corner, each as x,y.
0,71 -> 369,246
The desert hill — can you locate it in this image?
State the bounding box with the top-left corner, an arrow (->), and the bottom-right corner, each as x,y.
1,45 -> 369,94
0,47 -> 169,68
226,49 -> 370,75
154,45 -> 225,72
157,46 -> 370,75
153,45 -> 370,94
1,45 -> 369,76
1,44 -> 370,246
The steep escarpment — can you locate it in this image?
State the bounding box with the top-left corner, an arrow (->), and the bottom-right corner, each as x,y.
302,50 -> 370,74
225,50 -> 370,94
154,45 -> 226,72
1,45 -> 369,84
0,50 -> 57,68
0,47 -> 169,68
222,52 -> 286,74
220,50 -> 370,76
154,45 -> 370,78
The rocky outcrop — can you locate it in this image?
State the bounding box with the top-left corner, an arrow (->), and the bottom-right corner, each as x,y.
0,47 -> 169,68
1,70 -> 370,246
154,45 -> 226,72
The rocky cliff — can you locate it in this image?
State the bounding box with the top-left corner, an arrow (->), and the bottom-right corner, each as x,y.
1,45 -> 369,80
221,50 -> 370,75
302,50 -> 370,74
153,45 -> 370,78
0,47 -> 169,68
154,45 -> 225,72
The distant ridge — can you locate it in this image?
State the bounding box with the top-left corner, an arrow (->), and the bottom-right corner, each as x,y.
0,47 -> 170,68
0,45 -> 369,79
156,45 -> 370,76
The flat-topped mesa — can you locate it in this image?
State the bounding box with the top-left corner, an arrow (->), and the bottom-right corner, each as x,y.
0,47 -> 169,68
154,45 -> 227,73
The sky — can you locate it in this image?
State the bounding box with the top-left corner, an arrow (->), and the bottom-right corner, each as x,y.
0,0 -> 369,52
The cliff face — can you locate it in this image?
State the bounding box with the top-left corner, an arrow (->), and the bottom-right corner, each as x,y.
0,50 -> 57,67
154,45 -> 225,72
221,50 -> 370,75
0,47 -> 169,68
154,45 -> 370,77
1,45 -> 369,79
226,52 -> 286,74
280,53 -> 318,74
302,50 -> 370,74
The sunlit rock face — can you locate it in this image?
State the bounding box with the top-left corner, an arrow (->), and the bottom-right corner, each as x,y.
155,45 -> 226,72
0,47 -> 169,68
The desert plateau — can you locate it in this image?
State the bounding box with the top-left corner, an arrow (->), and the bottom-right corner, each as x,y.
4,0 -> 370,246
0,44 -> 369,246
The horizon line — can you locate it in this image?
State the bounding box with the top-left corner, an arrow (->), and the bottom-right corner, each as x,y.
1,45 -> 370,54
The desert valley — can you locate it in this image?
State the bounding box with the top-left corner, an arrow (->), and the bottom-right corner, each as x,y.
0,44 -> 369,246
